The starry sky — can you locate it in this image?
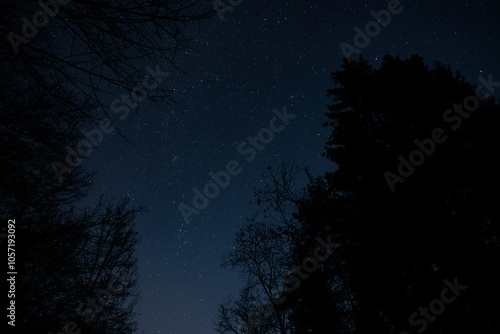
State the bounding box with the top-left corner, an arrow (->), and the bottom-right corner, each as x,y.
81,1 -> 500,333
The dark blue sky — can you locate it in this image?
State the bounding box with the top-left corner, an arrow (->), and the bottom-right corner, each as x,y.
83,1 -> 500,333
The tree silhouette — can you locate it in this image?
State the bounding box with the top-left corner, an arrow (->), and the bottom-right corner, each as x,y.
217,164 -> 307,334
319,54 -> 500,333
16,198 -> 141,334
219,55 -> 500,334
1,0 -> 213,115
218,218 -> 292,334
286,173 -> 354,334
1,1 -> 213,333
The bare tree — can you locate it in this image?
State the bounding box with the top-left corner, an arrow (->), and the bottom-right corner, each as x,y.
1,0 -> 213,105
1,1 -> 213,333
16,198 -> 142,334
217,163 -> 308,334
217,286 -> 275,334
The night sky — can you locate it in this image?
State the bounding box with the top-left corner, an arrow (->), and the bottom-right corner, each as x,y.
80,1 -> 500,333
